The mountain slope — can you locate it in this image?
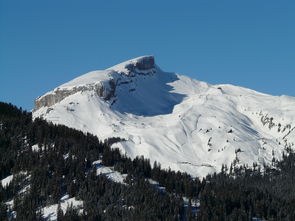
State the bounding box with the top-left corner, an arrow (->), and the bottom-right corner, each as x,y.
33,56 -> 295,177
0,102 -> 186,221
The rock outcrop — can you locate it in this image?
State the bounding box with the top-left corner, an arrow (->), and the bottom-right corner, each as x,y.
34,81 -> 117,110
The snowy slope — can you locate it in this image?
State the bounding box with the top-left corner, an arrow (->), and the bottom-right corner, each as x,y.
93,160 -> 127,184
1,174 -> 13,188
42,195 -> 83,221
33,56 -> 295,177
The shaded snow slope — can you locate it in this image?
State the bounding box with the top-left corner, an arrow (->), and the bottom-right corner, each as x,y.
93,160 -> 127,184
33,56 -> 295,177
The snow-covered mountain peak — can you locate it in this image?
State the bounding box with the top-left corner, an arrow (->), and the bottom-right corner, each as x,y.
33,56 -> 295,177
107,55 -> 156,76
55,55 -> 156,90
34,56 -> 188,115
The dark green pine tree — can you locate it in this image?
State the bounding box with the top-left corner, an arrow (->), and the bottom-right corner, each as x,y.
0,201 -> 8,221
57,203 -> 63,220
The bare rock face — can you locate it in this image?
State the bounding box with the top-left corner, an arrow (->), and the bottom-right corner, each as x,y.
34,81 -> 116,110
131,55 -> 155,70
117,56 -> 155,76
34,89 -> 73,110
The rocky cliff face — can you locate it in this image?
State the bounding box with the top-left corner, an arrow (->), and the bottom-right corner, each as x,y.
34,56 -> 156,111
35,84 -> 104,109
34,82 -> 114,110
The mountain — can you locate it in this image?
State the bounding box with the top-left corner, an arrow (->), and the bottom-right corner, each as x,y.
0,102 -> 188,220
3,101 -> 295,221
33,56 -> 295,177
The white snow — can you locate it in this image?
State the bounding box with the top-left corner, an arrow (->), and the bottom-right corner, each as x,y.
148,178 -> 165,192
32,144 -> 39,152
59,70 -> 112,89
42,195 -> 83,221
93,160 -> 127,184
107,55 -> 154,73
33,56 -> 295,178
1,174 -> 13,187
32,144 -> 46,152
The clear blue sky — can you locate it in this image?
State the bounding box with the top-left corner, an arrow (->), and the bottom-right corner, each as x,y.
1,0 -> 294,110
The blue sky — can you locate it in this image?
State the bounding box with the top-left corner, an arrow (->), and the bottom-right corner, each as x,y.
1,0 -> 294,110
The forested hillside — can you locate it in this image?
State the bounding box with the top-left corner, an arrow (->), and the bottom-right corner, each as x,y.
1,102 -> 295,221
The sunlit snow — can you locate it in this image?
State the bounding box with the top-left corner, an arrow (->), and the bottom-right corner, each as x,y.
33,56 -> 295,177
